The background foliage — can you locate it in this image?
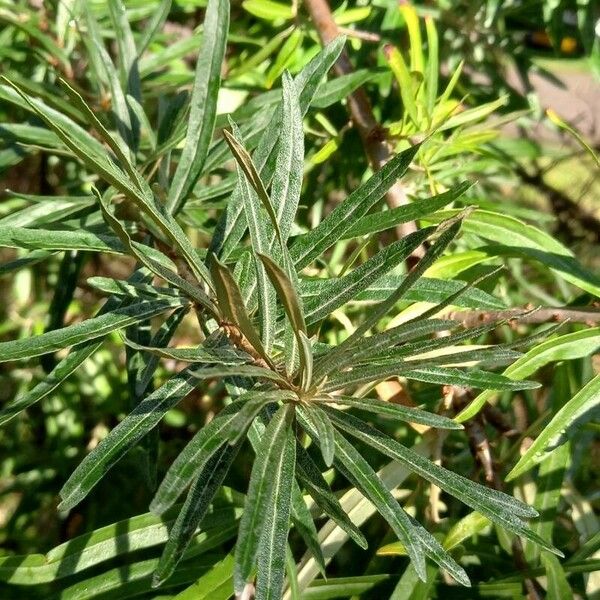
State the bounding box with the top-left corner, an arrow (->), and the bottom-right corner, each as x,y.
0,0 -> 599,598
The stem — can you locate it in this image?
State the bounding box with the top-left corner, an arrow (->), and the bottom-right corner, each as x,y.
447,306 -> 600,327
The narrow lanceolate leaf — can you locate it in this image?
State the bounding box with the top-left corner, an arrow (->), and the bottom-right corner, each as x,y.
323,363 -> 540,394
168,0 -> 230,213
228,124 -> 277,352
153,443 -> 240,587
88,277 -> 180,300
0,225 -> 126,254
108,0 -> 141,112
327,429 -> 427,581
304,228 -> 433,324
456,327 -> 600,422
258,254 -> 306,334
356,218 -> 463,341
237,71 -> 304,312
122,336 -> 248,365
299,405 -> 335,467
316,396 -> 462,431
0,298 -> 184,363
4,79 -> 213,289
290,143 -> 420,270
210,36 -> 345,261
83,3 -> 134,151
151,403 -> 243,514
59,367 -> 199,512
295,444 -> 367,550
258,253 -> 311,386
227,390 -> 297,445
314,218 -> 462,378
326,409 -> 562,556
0,503 -> 240,585
209,256 -> 273,367
409,517 -> 470,587
255,411 -> 296,600
97,192 -> 217,314
138,0 -> 172,56
0,274 -> 150,425
269,71 -> 304,245
59,361 -> 264,512
507,375 -> 600,481
290,484 -> 326,577
342,182 -> 472,239
234,404 -> 295,593
300,274 -> 505,310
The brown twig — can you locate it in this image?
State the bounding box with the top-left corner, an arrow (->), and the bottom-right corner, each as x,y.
336,26 -> 381,43
304,0 -> 421,250
448,306 -> 600,327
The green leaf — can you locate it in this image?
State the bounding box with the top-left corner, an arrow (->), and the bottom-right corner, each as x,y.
83,3 -> 135,151
223,126 -> 278,233
301,274 -> 505,309
311,69 -> 375,109
304,228 -> 433,325
58,367 -> 200,512
315,218 -> 463,378
542,553 -> 574,600
269,71 -> 304,246
425,209 -> 600,297
0,225 -> 126,254
322,363 -> 539,393
255,408 -> 296,600
290,144 -> 419,269
243,0 -> 294,21
327,409 -> 562,556
507,374 -> 600,481
167,0 -> 229,213
151,404 -> 243,515
137,0 -> 172,56
424,16 -> 439,118
4,79 -> 213,289
456,328 -> 600,422
325,427 -> 427,580
174,553 -> 235,600
299,405 -> 336,467
97,191 -> 217,313
0,298 -> 184,363
295,445 -> 368,550
234,404 -> 295,593
342,182 -> 471,239
60,360 -> 278,512
0,503 -> 240,585
0,195 -> 94,228
153,445 -> 240,586
122,335 -> 248,365
227,390 -> 297,445
385,45 -> 419,125
108,0 -> 141,105
442,512 -> 491,552
265,28 -> 303,89
316,395 -> 462,431
302,575 -> 390,600
210,37 -> 345,261
290,485 -> 326,577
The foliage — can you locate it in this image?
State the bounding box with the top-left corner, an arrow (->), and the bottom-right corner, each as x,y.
0,0 -> 598,599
